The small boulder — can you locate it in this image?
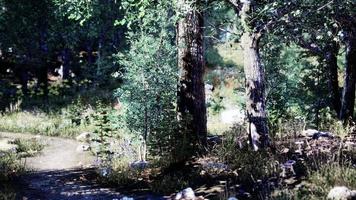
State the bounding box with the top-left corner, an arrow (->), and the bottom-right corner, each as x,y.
76,132 -> 91,142
76,144 -> 90,152
302,129 -> 319,137
301,129 -> 334,139
174,192 -> 183,200
98,167 -> 112,177
175,187 -> 197,200
281,160 -> 296,178
182,187 -> 196,200
130,161 -> 149,170
327,186 -> 356,200
120,196 -> 134,200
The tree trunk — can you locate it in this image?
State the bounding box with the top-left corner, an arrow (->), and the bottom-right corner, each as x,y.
61,48 -> 70,80
324,43 -> 341,115
340,37 -> 356,121
39,29 -> 49,99
177,0 -> 207,149
18,65 -> 29,96
240,1 -> 269,151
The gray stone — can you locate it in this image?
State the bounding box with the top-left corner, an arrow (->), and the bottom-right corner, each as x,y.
76,144 -> 90,152
327,186 -> 356,200
130,161 -> 149,170
182,187 -> 195,200
174,192 -> 183,200
76,132 -> 91,142
301,129 -> 334,139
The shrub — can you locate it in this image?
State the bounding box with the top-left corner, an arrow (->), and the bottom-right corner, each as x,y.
12,138 -> 44,157
272,163 -> 356,200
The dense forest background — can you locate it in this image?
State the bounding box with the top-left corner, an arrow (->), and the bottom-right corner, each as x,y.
0,0 -> 355,200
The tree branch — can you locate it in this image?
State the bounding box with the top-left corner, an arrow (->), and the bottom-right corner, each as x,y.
293,35 -> 323,56
224,0 -> 241,13
256,3 -> 299,34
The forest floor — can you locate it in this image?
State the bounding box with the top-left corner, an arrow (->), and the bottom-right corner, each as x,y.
0,132 -> 163,200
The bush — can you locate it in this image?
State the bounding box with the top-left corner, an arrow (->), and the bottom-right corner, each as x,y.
214,125 -> 281,186
0,111 -> 93,137
272,163 -> 356,200
12,138 -> 44,157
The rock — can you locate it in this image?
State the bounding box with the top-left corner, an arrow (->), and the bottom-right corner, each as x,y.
182,187 -> 195,200
130,161 -> 149,170
302,129 -> 319,137
327,186 -> 356,200
281,148 -> 290,154
202,161 -> 228,172
281,160 -> 296,177
120,196 -> 134,200
90,141 -> 101,154
0,139 -> 17,152
99,167 -> 112,177
76,132 -> 91,142
175,187 -> 196,200
207,136 -> 222,145
301,129 -> 334,139
174,192 -> 183,200
76,144 -> 90,152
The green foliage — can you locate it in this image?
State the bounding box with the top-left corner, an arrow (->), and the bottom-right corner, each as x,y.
214,124 -> 280,186
0,108 -> 94,138
150,174 -> 189,194
0,152 -> 19,200
262,34 -> 333,130
0,152 -> 23,181
91,106 -> 119,163
208,94 -> 225,115
12,138 -> 44,157
53,0 -> 94,25
114,1 -> 179,160
272,164 -> 356,200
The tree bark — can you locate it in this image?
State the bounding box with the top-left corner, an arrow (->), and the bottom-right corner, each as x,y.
177,0 -> 207,148
340,37 -> 356,121
61,48 -> 70,80
240,0 -> 269,151
325,43 -> 341,115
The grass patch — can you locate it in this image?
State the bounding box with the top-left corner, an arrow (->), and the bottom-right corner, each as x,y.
12,138 -> 44,157
0,111 -> 94,138
0,152 -> 24,200
272,163 -> 356,200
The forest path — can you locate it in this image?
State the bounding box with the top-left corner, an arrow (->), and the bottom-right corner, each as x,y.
0,132 -> 161,200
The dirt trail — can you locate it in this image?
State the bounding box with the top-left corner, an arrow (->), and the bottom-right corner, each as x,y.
0,132 -> 163,200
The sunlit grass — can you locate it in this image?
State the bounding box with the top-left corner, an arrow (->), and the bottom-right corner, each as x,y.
0,111 -> 94,137
272,163 -> 356,200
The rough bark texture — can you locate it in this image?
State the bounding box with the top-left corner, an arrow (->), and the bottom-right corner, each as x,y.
340,37 -> 356,121
325,43 -> 341,115
241,1 -> 269,151
177,0 -> 207,148
61,48 -> 70,80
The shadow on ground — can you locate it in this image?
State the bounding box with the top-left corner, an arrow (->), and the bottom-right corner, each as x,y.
16,168 -> 165,200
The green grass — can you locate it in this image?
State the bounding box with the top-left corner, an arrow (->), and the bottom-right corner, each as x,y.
0,148 -> 29,200
272,163 -> 356,200
12,138 -> 44,157
0,111 -> 94,138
